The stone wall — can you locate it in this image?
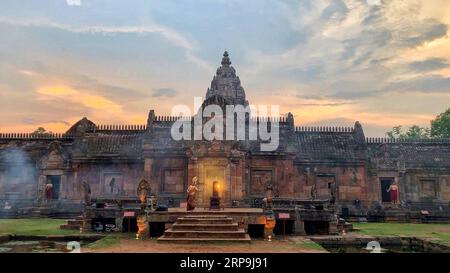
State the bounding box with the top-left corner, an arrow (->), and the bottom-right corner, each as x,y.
75,161 -> 144,198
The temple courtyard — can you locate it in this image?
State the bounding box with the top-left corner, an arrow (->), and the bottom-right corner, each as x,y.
1,219 -> 449,253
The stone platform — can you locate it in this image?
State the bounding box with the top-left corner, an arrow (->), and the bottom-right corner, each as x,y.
157,214 -> 251,243
148,207 -> 265,227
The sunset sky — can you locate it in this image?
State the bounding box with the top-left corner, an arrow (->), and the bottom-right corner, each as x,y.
1,0 -> 450,136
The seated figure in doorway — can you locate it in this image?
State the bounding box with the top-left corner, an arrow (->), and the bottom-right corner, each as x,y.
186,176 -> 199,211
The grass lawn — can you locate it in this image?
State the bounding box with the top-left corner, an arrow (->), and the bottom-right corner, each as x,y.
2,219 -> 448,252
86,235 -> 123,249
0,219 -> 79,236
353,222 -> 450,244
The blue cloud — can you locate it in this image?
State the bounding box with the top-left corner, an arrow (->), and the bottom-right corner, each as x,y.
151,88 -> 178,98
408,58 -> 449,72
321,0 -> 348,21
1,0 -> 450,136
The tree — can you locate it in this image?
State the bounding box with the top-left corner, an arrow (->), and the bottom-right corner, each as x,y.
431,108 -> 450,138
386,125 -> 430,139
386,125 -> 403,138
31,127 -> 53,136
386,108 -> 450,139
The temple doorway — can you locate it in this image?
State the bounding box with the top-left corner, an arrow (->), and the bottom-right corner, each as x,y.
46,175 -> 60,200
380,178 -> 393,202
199,163 -> 227,207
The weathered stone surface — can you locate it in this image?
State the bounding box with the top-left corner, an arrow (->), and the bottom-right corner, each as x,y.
0,51 -> 449,222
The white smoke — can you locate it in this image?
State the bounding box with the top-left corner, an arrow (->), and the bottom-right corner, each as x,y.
0,148 -> 37,205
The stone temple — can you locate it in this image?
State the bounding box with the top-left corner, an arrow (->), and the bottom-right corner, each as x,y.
1,52 -> 450,236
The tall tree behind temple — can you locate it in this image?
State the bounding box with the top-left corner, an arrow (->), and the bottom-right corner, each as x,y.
386,107 -> 450,139
30,127 -> 53,136
387,125 -> 430,139
431,108 -> 450,138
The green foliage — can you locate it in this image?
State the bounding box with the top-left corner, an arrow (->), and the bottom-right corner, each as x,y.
297,241 -> 325,250
86,235 -> 121,249
0,219 -> 77,236
386,125 -> 430,139
386,108 -> 450,139
31,127 -> 53,136
431,108 -> 450,138
353,223 -> 450,244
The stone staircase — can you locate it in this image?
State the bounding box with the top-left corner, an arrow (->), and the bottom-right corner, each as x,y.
30,207 -> 52,218
337,218 -> 355,232
158,214 -> 251,243
384,207 -> 409,223
60,216 -> 83,230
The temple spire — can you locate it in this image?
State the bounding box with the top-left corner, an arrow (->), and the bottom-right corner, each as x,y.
221,51 -> 231,66
204,51 -> 248,106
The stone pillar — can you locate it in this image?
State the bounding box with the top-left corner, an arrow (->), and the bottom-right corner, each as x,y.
144,158 -> 158,194
230,161 -> 237,202
187,156 -> 199,204
294,207 -> 306,235
60,174 -> 67,199
328,221 -> 338,235
231,156 -> 244,203
37,175 -> 46,203
294,220 -> 306,235
236,160 -> 245,201
224,163 -> 231,206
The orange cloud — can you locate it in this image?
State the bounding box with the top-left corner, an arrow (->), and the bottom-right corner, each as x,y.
36,85 -> 122,112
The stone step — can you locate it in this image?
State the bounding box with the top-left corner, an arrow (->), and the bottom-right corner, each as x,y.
68,219 -> 83,225
183,215 -> 229,218
171,223 -> 239,231
385,216 -> 409,223
157,235 -> 251,243
60,218 -> 84,230
177,218 -> 233,225
158,214 -> 251,243
162,228 -> 248,239
60,224 -> 81,230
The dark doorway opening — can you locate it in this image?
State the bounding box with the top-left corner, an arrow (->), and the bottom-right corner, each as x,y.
380,178 -> 393,202
48,175 -> 61,199
149,222 -> 166,237
304,221 -> 329,235
122,217 -> 137,233
274,220 -> 295,235
247,224 -> 265,238
341,207 -> 349,219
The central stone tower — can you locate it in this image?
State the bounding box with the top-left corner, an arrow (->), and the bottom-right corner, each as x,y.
205,51 -> 248,106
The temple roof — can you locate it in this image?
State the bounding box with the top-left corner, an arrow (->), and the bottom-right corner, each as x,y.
367,141 -> 450,169
84,133 -> 142,157
65,117 -> 96,135
295,131 -> 365,162
205,51 -> 248,106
